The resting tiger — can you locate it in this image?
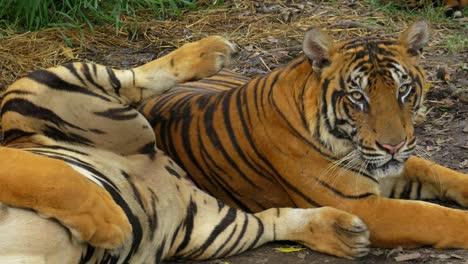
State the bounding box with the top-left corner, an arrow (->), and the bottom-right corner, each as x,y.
141,21 -> 468,249
0,37 -> 371,263
381,0 -> 466,17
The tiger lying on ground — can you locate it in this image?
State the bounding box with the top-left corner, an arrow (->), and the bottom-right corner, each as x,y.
381,0 -> 467,17
141,20 -> 468,250
0,37 -> 371,263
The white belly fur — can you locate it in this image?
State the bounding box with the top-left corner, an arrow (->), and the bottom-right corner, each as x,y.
0,204 -> 84,264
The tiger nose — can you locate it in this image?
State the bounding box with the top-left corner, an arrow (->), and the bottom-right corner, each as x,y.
376,140 -> 405,154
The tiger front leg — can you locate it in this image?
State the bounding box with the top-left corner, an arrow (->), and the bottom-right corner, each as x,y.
131,36 -> 237,101
330,195 -> 468,249
167,184 -> 369,260
259,207 -> 370,259
383,156 -> 468,207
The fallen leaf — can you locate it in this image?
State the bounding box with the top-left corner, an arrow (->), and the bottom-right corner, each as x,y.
61,47 -> 75,59
266,36 -> 279,43
436,65 -> 451,82
424,82 -> 434,92
435,137 -> 445,145
274,247 -> 305,253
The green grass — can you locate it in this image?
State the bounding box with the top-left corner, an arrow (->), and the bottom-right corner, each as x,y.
0,0 -> 221,32
365,0 -> 450,23
441,33 -> 468,54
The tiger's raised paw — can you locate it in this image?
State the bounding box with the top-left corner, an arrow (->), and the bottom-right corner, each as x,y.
133,36 -> 237,97
283,207 -> 370,259
169,36 -> 238,82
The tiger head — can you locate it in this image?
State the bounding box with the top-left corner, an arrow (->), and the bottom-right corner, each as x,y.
303,21 -> 429,179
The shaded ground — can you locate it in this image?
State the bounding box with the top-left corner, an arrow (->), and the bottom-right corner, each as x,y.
0,0 -> 467,263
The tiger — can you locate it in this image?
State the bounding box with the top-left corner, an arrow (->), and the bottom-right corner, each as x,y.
140,20 -> 468,250
0,36 -> 372,263
381,0 -> 467,17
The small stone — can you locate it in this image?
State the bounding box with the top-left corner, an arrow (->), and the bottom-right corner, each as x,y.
371,249 -> 385,256
463,125 -> 468,133
437,254 -> 451,260
387,247 -> 403,258
459,159 -> 468,169
394,252 -> 422,262
453,89 -> 468,104
450,253 -> 463,259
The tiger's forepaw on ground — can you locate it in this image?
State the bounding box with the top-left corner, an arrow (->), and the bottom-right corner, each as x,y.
299,207 -> 370,259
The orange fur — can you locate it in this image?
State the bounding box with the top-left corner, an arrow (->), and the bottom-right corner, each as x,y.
0,35 -> 373,262
142,21 -> 468,249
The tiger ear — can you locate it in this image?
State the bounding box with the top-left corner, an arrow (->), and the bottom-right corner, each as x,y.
399,20 -> 429,57
303,27 -> 334,74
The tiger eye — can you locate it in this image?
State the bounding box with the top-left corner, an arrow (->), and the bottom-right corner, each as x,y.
351,92 -> 363,100
399,85 -> 408,94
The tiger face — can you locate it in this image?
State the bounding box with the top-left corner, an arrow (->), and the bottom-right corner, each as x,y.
304,21 -> 429,179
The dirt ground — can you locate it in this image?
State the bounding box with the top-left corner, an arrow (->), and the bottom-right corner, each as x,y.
0,0 -> 466,263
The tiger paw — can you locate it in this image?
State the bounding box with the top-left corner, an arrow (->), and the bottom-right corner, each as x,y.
57,189 -> 132,249
167,36 -> 238,82
284,207 -> 370,259
0,148 -> 132,249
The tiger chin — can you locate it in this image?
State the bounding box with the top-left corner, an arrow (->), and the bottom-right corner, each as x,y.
142,19 -> 468,251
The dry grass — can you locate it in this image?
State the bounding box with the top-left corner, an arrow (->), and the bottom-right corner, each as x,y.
1,0 -> 466,90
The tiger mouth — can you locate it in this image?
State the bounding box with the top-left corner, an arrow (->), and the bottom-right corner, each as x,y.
366,159 -> 404,178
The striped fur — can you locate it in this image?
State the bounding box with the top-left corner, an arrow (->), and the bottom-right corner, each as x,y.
0,36 -> 371,263
142,21 -> 468,249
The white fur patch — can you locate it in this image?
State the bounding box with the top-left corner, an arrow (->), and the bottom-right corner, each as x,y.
68,164 -> 104,187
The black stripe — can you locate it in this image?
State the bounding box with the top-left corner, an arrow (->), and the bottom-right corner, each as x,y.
106,66 -> 122,95
2,129 -> 35,145
400,181 -> 412,199
138,141 -> 156,159
82,63 -> 108,95
222,214 -> 249,257
42,124 -> 94,146
62,63 -> 87,87
246,215 -> 264,250
186,207 -> 237,259
1,98 -> 84,131
26,69 -> 111,102
1,90 -> 35,99
94,106 -> 138,120
155,237 -> 167,264
316,177 -> 375,199
175,198 -> 197,253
